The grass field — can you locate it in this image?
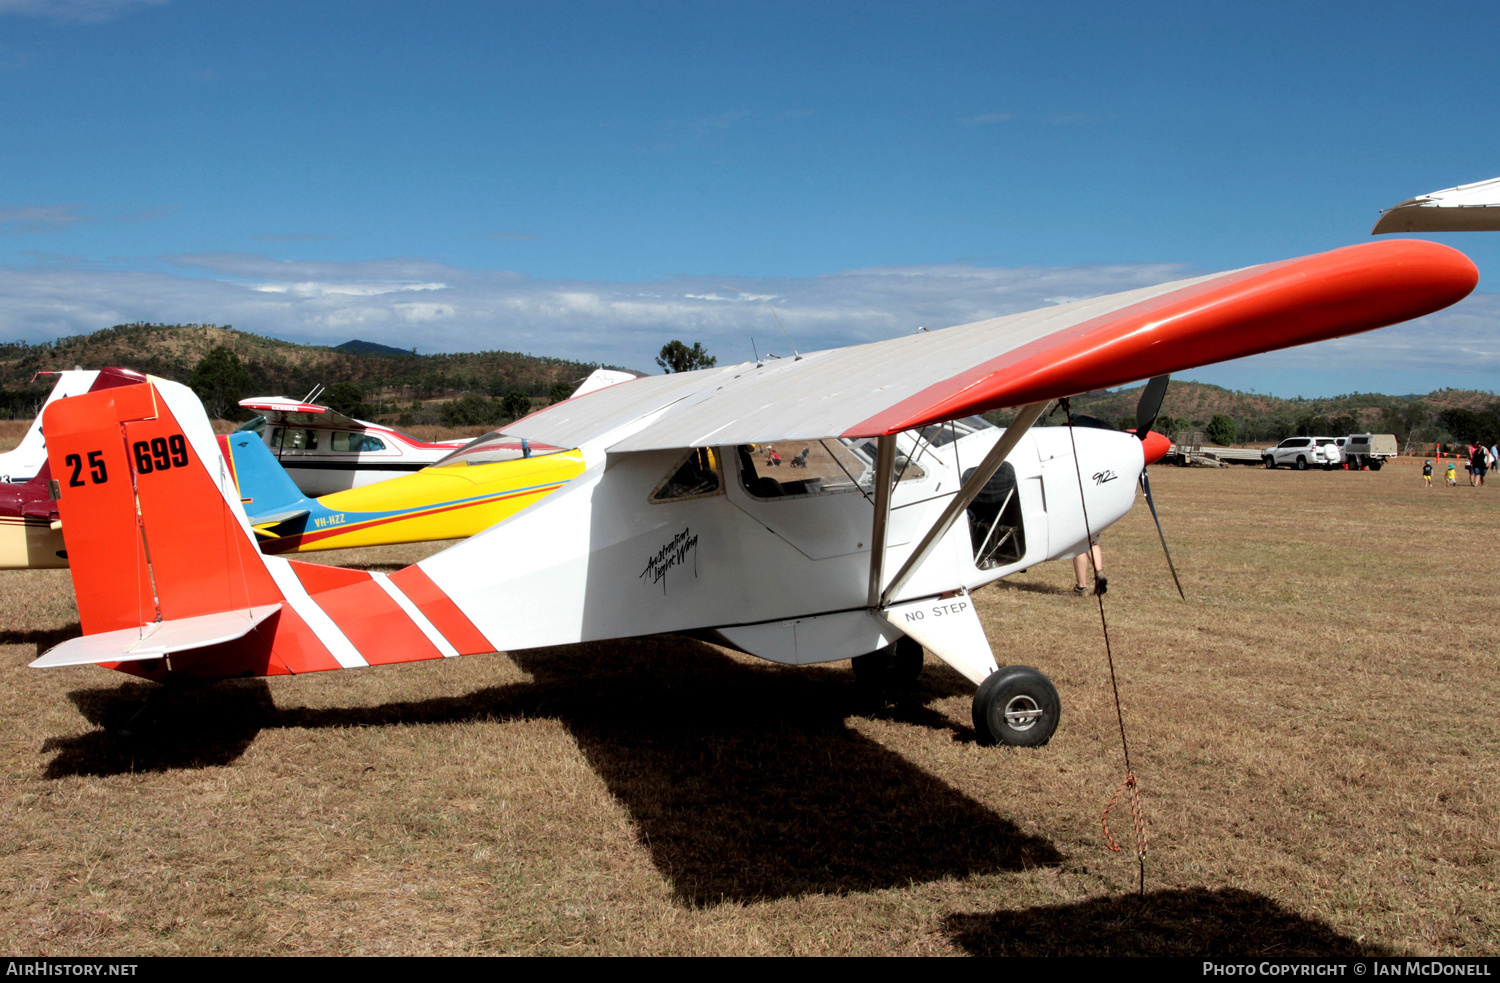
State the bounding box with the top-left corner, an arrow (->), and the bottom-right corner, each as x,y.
0,453 -> 1495,956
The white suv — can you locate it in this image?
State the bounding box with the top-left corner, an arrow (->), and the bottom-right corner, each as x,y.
1263,436 -> 1338,470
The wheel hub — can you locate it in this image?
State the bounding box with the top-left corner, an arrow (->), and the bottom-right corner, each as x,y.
1003,694 -> 1042,730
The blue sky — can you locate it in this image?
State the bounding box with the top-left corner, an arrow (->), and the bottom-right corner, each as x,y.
3,0 -> 1500,396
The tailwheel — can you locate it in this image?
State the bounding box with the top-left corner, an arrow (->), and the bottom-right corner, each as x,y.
972,665 -> 1060,747
852,636 -> 924,702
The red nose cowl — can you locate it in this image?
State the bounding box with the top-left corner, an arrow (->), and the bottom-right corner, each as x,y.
1141,430 -> 1172,465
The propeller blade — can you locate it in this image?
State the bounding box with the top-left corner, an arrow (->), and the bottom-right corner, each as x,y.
1140,469 -> 1185,600
1135,375 -> 1171,438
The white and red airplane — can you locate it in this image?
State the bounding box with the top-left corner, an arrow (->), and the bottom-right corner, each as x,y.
234,397 -> 471,497
237,369 -> 637,496
28,240 -> 1477,746
0,367 -> 147,484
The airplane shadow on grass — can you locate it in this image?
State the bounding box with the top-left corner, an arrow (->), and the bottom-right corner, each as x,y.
945,887 -> 1393,956
44,677 -> 276,777
44,636 -> 1059,905
0,622 -> 86,653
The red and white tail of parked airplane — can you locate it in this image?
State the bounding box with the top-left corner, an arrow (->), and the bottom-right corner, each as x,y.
28,239 -> 1480,744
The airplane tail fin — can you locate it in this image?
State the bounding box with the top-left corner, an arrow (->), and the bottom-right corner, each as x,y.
220,428 -> 318,528
37,379 -> 495,680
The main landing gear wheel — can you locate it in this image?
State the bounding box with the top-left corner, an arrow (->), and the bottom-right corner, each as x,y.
852,636 -> 924,701
972,665 -> 1060,747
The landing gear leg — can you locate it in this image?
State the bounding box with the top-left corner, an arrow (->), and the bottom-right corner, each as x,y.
972,665 -> 1061,747
852,636 -> 924,701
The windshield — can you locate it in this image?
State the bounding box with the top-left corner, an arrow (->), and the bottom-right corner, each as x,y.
435,430 -> 566,467
915,415 -> 995,447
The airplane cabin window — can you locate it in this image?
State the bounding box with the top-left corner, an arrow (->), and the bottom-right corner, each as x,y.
234,416 -> 266,434
331,431 -> 388,453
738,440 -> 922,500
915,415 -> 994,448
650,449 -> 723,503
268,428 -> 318,451
434,431 -> 565,467
964,463 -> 1027,570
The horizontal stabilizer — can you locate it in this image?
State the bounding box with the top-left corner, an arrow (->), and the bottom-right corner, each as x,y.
254,509 -> 310,525
30,604 -> 282,668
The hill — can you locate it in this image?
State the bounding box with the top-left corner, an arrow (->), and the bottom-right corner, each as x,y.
0,323 -> 624,420
334,339 -> 417,358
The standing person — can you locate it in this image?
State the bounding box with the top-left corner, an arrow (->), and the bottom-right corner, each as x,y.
1423,459 -> 1434,487
1472,443 -> 1487,487
1448,460 -> 1459,486
1072,540 -> 1107,597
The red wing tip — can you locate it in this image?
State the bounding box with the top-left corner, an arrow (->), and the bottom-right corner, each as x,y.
1331,238 -> 1479,294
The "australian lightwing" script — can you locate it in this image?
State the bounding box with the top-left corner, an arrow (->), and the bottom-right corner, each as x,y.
640,527 -> 698,592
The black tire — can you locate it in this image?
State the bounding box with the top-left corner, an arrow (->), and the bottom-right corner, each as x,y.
852,636 -> 924,700
1369,461 -> 1383,471
972,665 -> 1060,747
1264,456 -> 1276,469
1295,456 -> 1307,471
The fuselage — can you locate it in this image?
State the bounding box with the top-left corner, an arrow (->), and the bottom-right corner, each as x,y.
414,421 -> 1150,663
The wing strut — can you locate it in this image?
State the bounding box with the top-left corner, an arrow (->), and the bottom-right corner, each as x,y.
865,434 -> 898,608
877,400 -> 1051,608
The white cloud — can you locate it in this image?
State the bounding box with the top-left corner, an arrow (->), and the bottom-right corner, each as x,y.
0,0 -> 166,23
0,204 -> 86,233
957,112 -> 1016,125
253,233 -> 337,243
0,251 -> 1495,395
251,281 -> 447,299
0,203 -> 172,234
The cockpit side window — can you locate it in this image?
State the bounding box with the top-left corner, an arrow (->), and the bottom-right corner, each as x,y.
964,463 -> 1026,569
738,439 -> 922,501
650,448 -> 723,503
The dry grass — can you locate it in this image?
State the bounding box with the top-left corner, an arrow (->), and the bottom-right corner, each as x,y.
0,456 -> 1495,955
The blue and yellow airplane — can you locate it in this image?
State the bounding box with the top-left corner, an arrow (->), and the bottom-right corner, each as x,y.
220,430 -> 585,554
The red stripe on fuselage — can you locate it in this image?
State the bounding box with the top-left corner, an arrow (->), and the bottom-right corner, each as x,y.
388,565 -> 495,656
289,561 -> 446,667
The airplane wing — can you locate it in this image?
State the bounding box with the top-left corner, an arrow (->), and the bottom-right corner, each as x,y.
1373,176 -> 1500,234
497,240 -> 1476,451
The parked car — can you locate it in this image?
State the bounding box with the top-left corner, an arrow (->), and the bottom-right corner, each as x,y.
1263,436 -> 1336,470
1342,433 -> 1397,470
